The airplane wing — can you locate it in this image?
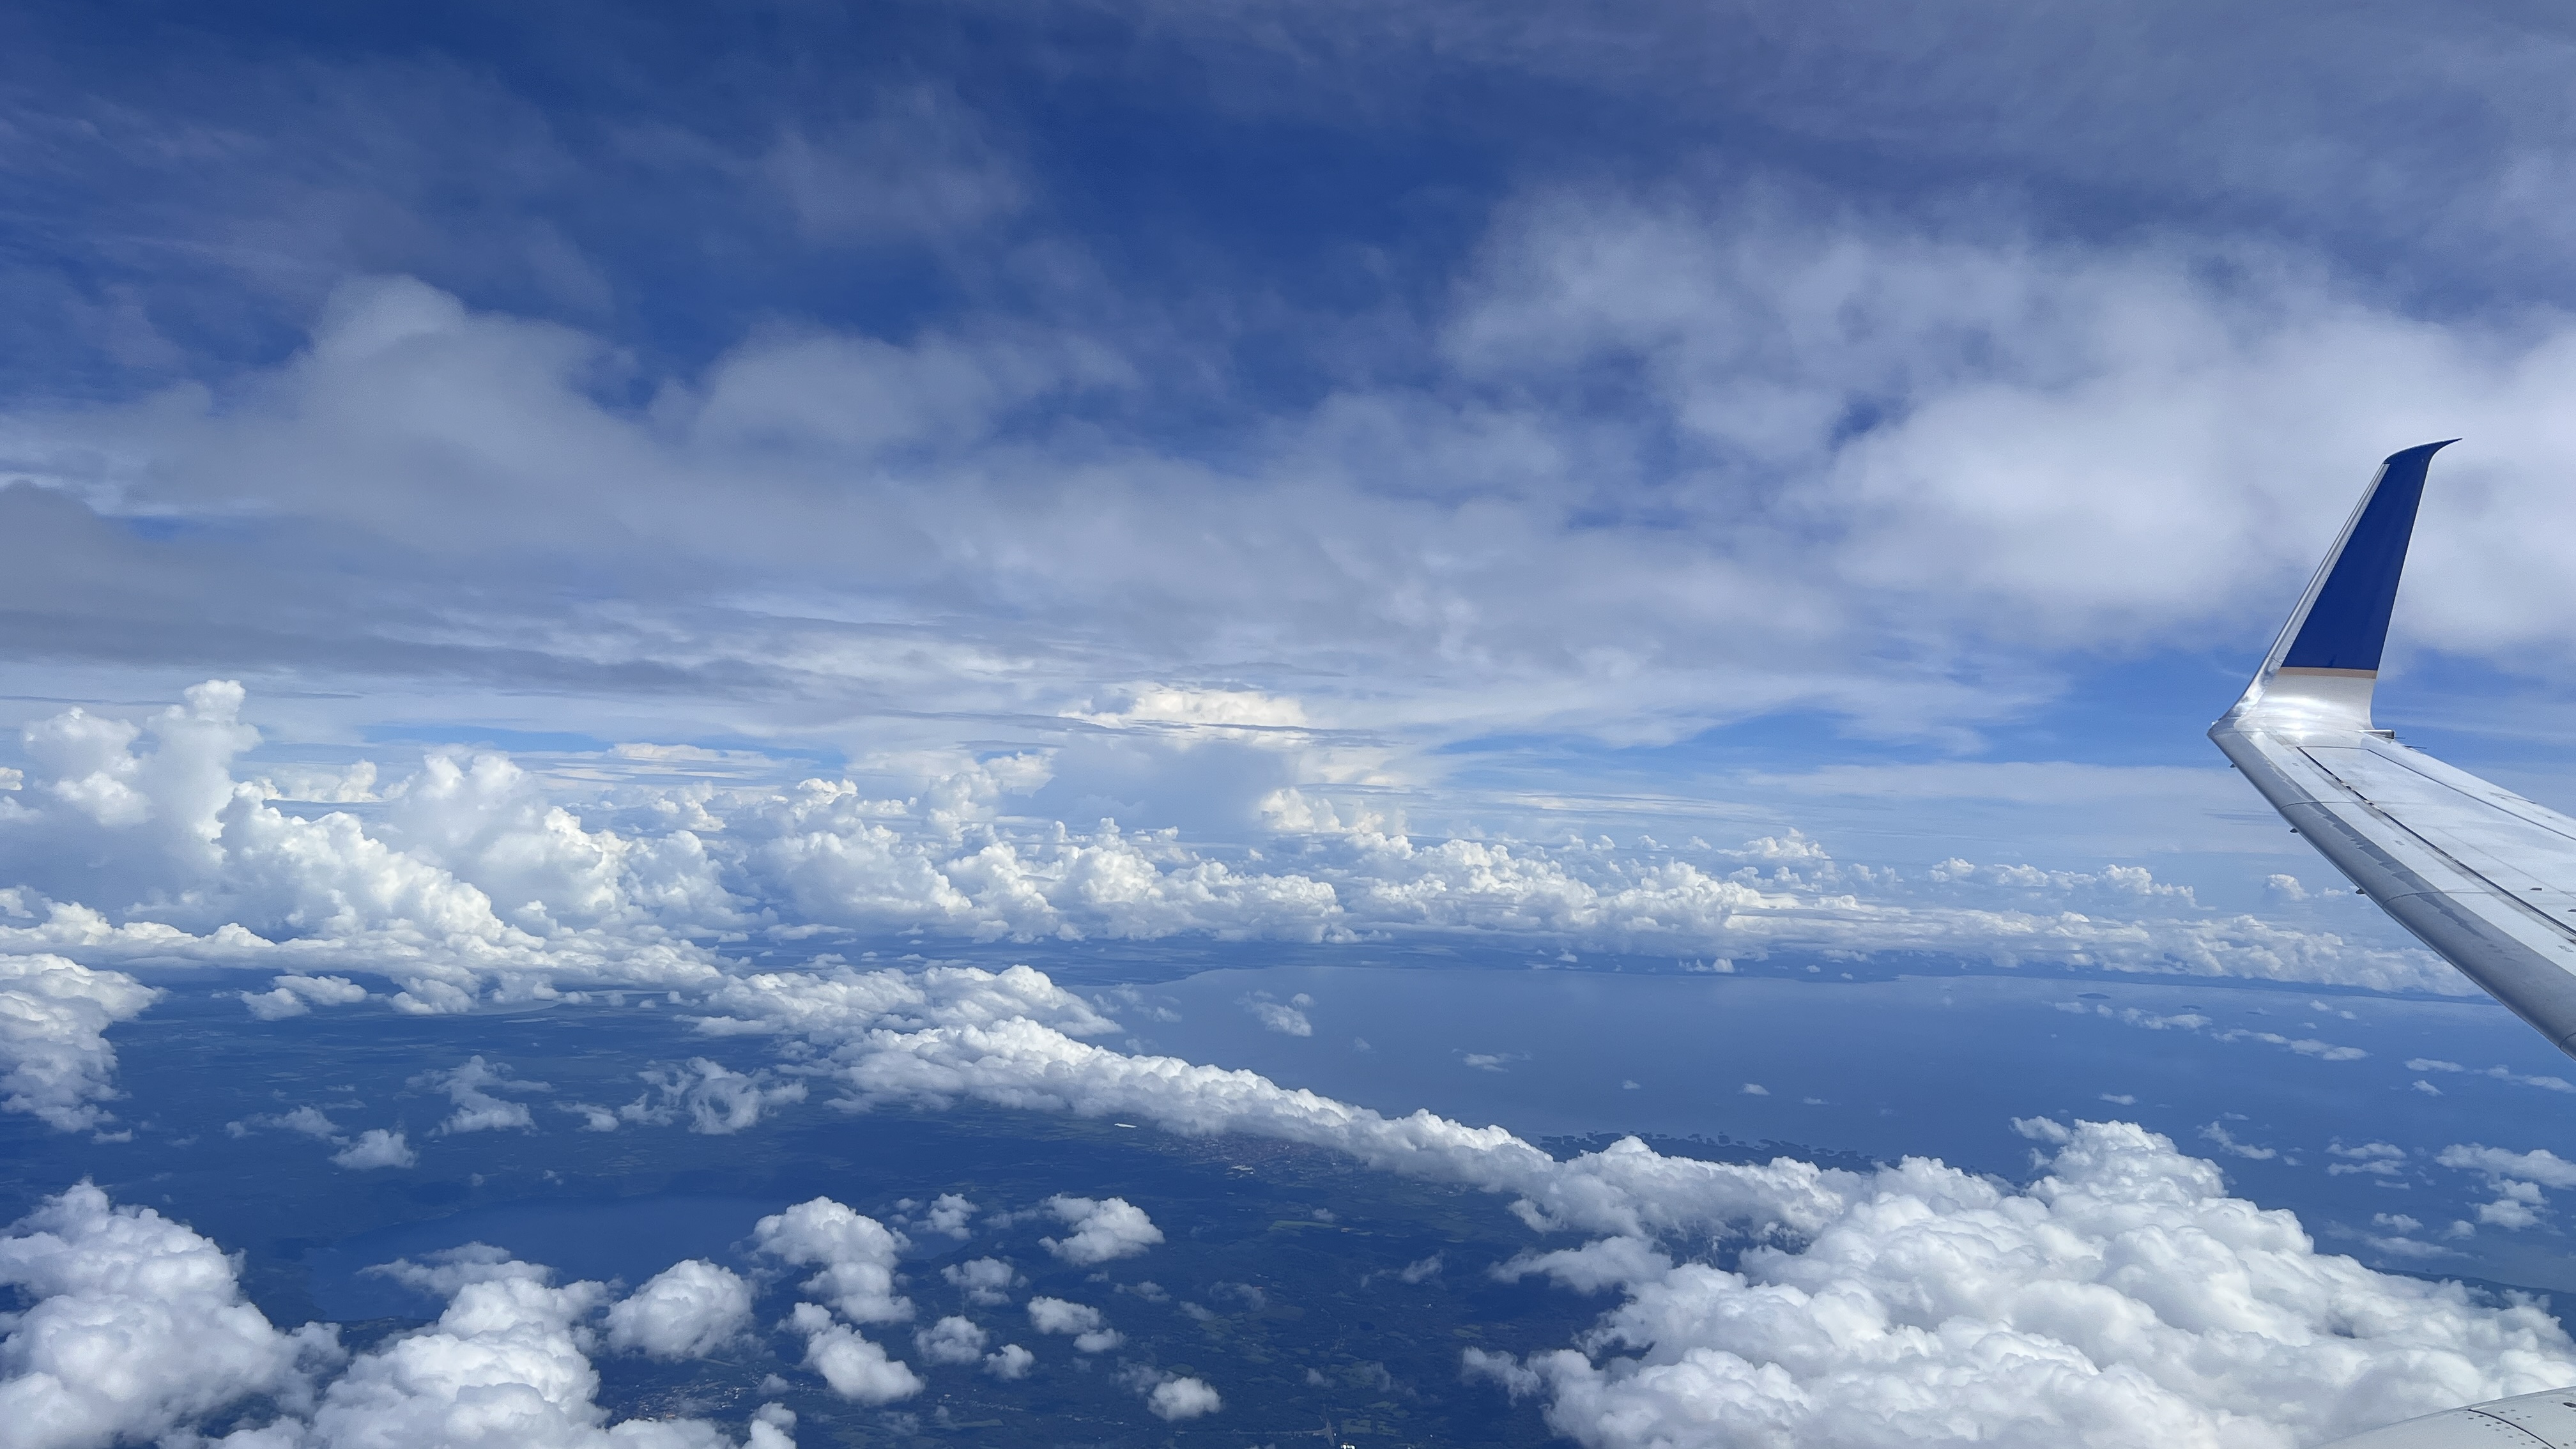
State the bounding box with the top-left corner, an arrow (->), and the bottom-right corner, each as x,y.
2218,445 -> 2576,1449
2210,440 -> 2576,1062
2326,1390 -> 2576,1449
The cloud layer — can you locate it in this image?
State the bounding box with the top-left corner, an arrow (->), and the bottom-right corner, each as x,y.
12,963 -> 2575,1447
19,177 -> 2576,757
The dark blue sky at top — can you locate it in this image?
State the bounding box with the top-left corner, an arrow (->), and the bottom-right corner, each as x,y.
15,0 -> 2576,411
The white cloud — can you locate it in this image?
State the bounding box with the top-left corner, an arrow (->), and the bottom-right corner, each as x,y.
683,962 -> 2576,1446
330,1128 -> 417,1170
364,1243 -> 550,1298
2066,1000 -> 2375,1062
615,1057 -> 807,1135
413,1054 -> 547,1134
0,684 -> 2470,1011
314,1252 -> 739,1446
913,1315 -> 988,1366
1467,1121 -> 2576,1449
1039,1195 -> 1163,1266
0,1183 -> 339,1449
2327,1141 -> 2409,1178
238,973 -> 368,1020
2477,1193 -> 2545,1230
1026,1296 -> 1123,1353
238,1104 -> 342,1139
916,1193 -> 976,1239
2198,1121 -> 2278,1161
1025,1296 -> 1103,1335
605,1259 -> 753,1360
0,684 -> 731,1015
748,1402 -> 796,1449
983,1342 -> 1035,1379
787,1302 -> 923,1405
1246,996 -> 1313,1036
229,1105 -> 417,1171
30,209 -> 2576,761
753,1198 -> 912,1324
1146,1375 -> 1223,1420
0,953 -> 158,1131
15,960 -> 2576,1449
2409,1059 -> 2575,1092
2435,1144 -> 2576,1189
942,1256 -> 1023,1307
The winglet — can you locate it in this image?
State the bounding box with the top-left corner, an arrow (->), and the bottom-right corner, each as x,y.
2232,440 -> 2455,729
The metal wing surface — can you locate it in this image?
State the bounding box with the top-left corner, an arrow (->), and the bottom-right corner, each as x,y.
2210,440 -> 2576,1061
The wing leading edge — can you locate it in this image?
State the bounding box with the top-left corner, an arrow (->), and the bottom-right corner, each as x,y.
2211,440 -> 2576,1061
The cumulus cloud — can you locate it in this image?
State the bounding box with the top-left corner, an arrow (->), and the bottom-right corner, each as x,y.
2327,1141 -> 2409,1178
14,961 -> 2576,1449
330,1127 -> 417,1170
0,684 -> 730,1015
0,1183 -> 339,1449
1466,1121 -> 2576,1449
1039,1195 -> 1163,1266
233,1103 -> 342,1140
983,1342 -> 1035,1379
605,1259 -> 754,1360
682,962 -> 2576,1446
0,682 -> 2466,1011
912,1314 -> 988,1366
2435,1145 -> 2576,1230
747,1402 -> 797,1449
238,973 -> 368,1020
1026,1296 -> 1123,1353
2434,1145 -> 2576,1189
230,1103 -> 418,1171
914,1193 -> 976,1239
942,1256 -> 1023,1307
1146,1375 -> 1223,1421
613,1057 -> 807,1135
0,953 -> 158,1131
365,1242 -> 551,1298
1246,992 -> 1313,1036
316,1252 -> 743,1446
753,1197 -> 912,1324
786,1302 -> 923,1404
413,1054 -> 548,1133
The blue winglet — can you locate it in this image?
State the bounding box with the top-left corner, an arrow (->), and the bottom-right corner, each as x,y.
2278,440 -> 2456,673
